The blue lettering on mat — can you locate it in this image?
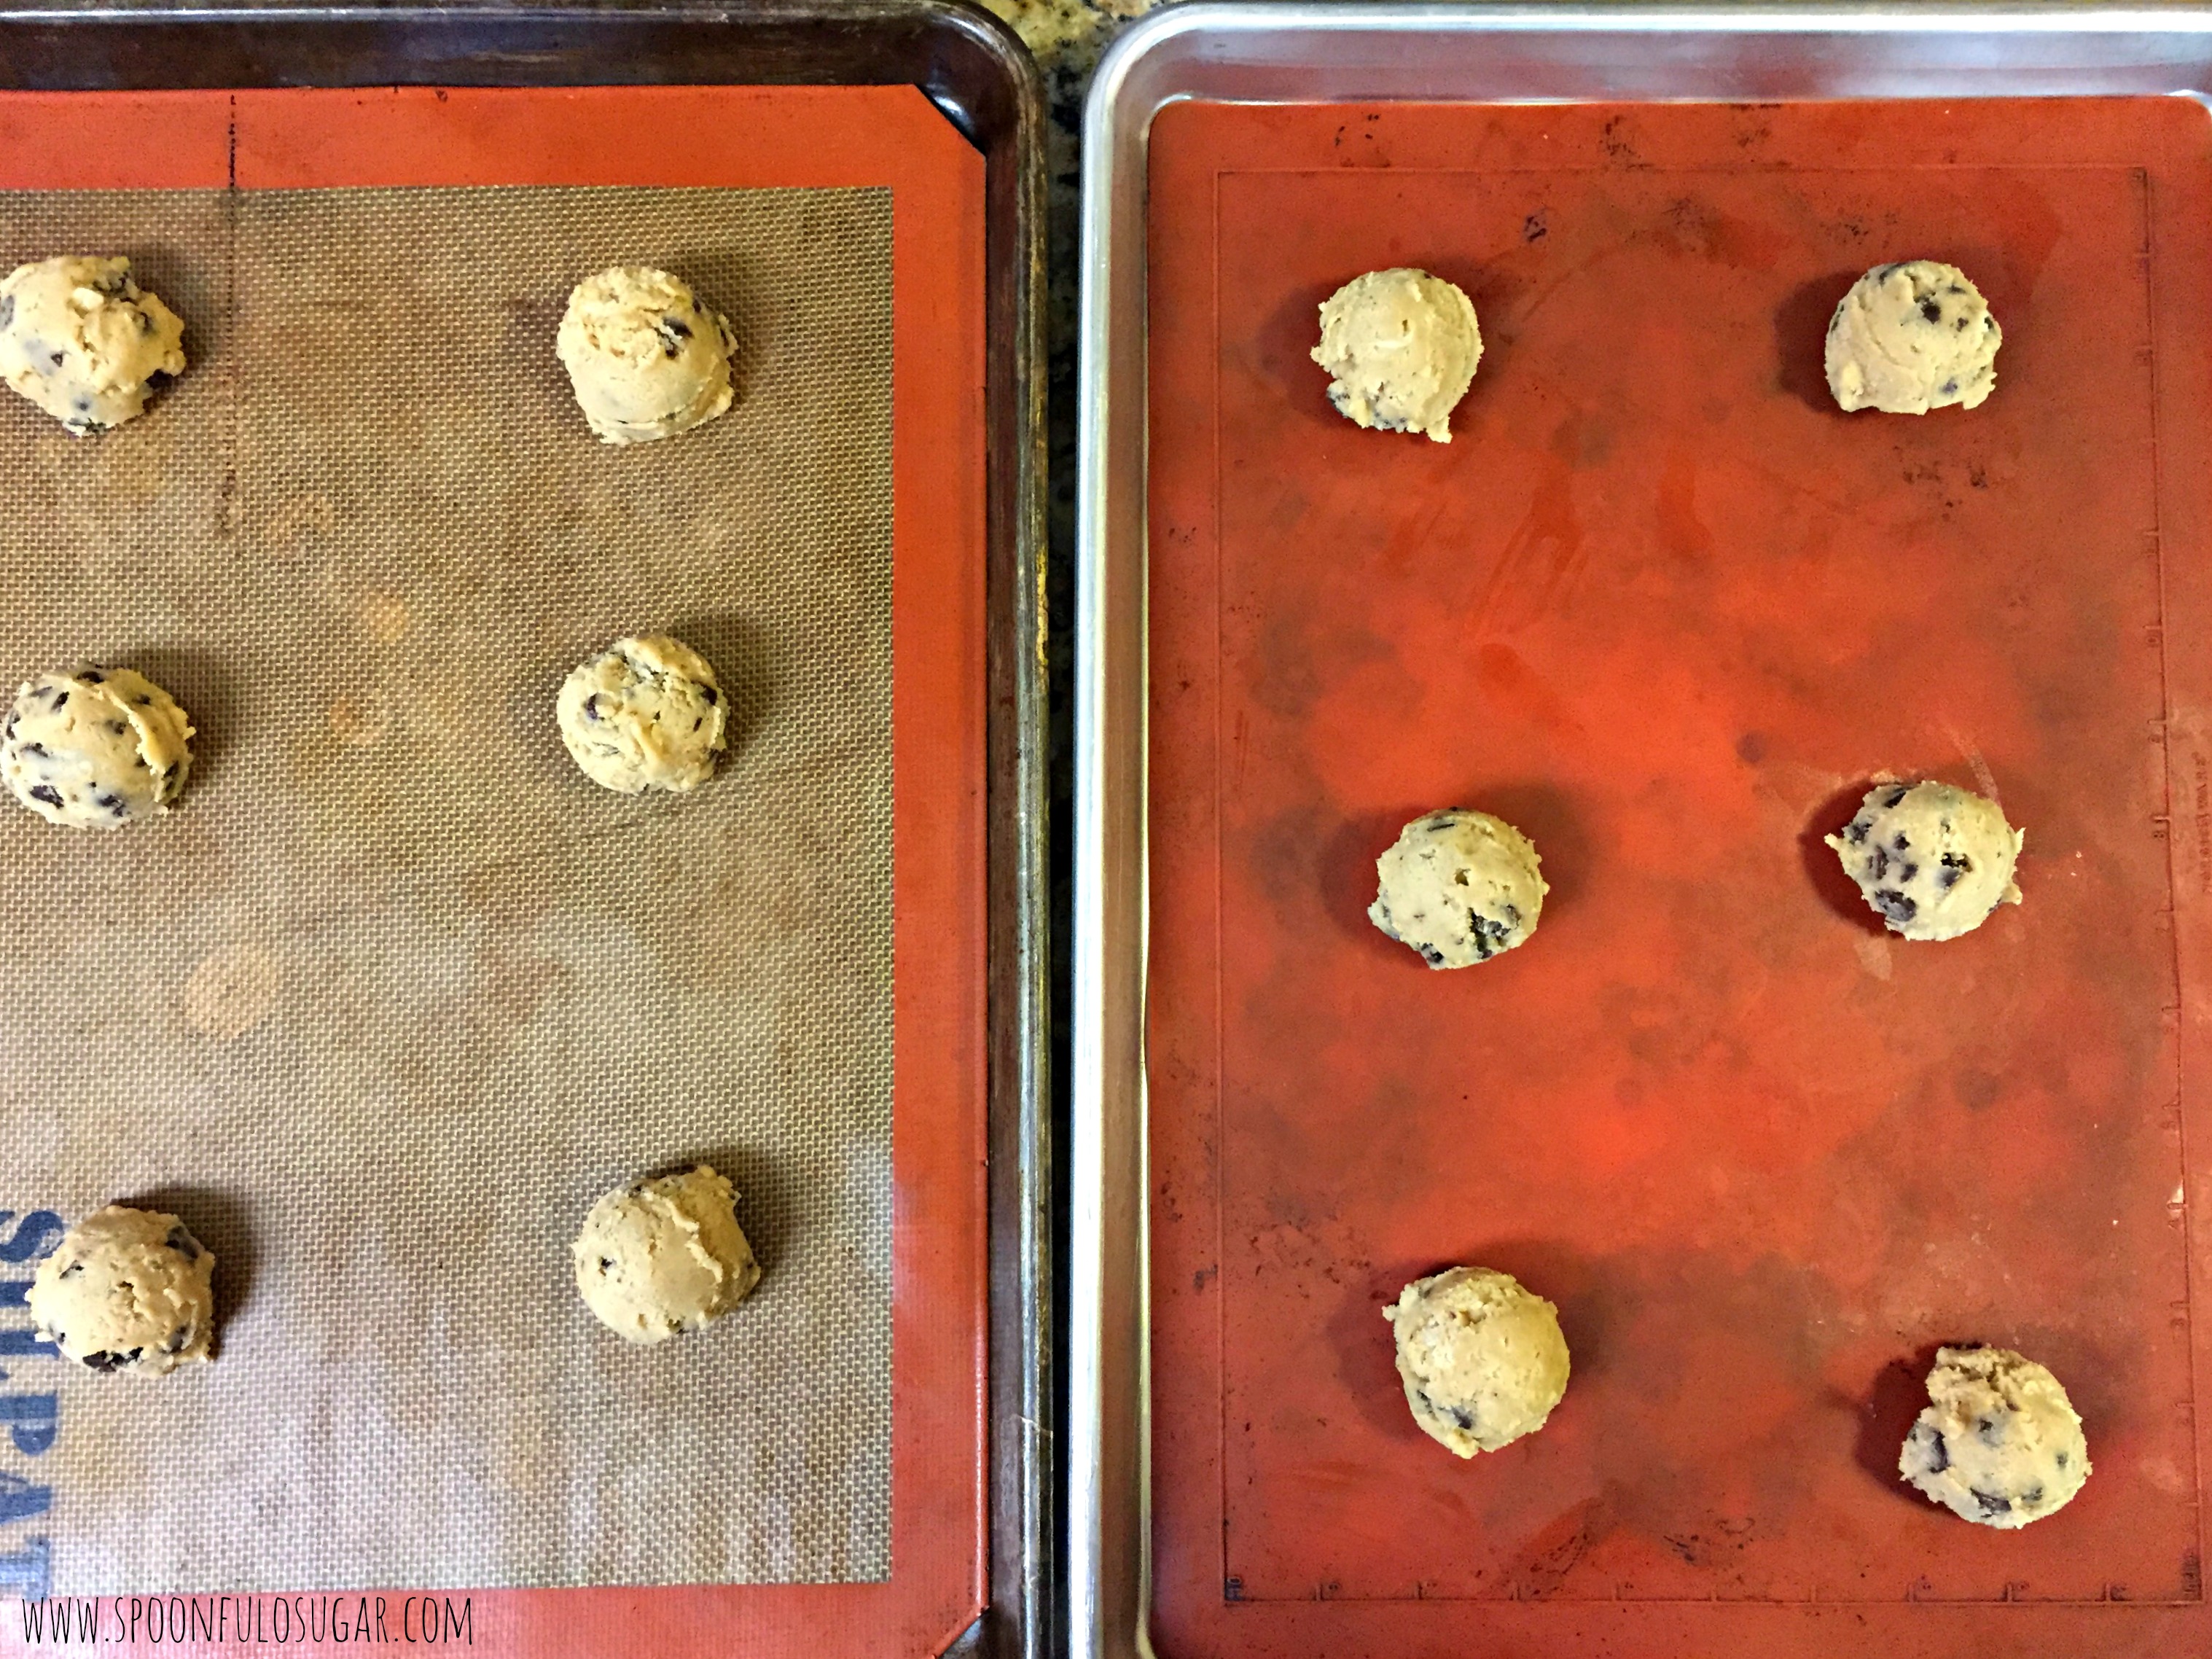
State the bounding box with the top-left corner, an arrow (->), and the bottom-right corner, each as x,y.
0,1214 -> 63,1265
0,1207 -> 62,1602
0,1396 -> 57,1457
0,1473 -> 50,1527
0,1535 -> 47,1602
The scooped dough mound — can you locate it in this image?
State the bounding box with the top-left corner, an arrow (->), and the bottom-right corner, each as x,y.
573,1165 -> 762,1344
28,1206 -> 216,1377
1369,808 -> 1547,968
556,265 -> 738,445
1899,1346 -> 2089,1529
1383,1266 -> 1570,1456
0,256 -> 186,434
1825,260 -> 2001,415
1311,268 -> 1482,442
1,665 -> 195,828
1825,780 -> 2022,941
556,635 -> 728,795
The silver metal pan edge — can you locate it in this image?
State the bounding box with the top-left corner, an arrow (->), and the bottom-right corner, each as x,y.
1071,8 -> 2212,1657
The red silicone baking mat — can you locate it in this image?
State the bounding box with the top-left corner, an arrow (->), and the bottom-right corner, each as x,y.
1145,96 -> 2212,1658
0,85 -> 985,1659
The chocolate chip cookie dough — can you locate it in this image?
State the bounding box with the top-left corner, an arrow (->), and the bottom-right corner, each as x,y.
1369,808 -> 1547,968
573,1166 -> 762,1345
1384,1266 -> 1571,1456
556,265 -> 739,445
0,256 -> 186,434
1311,268 -> 1482,443
1825,260 -> 2001,415
1826,781 -> 2023,941
555,635 -> 728,795
1899,1346 -> 2090,1528
1,665 -> 194,828
28,1206 -> 216,1377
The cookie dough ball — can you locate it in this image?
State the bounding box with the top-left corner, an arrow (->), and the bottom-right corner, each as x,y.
556,635 -> 728,795
1,665 -> 194,828
556,265 -> 738,445
1825,261 -> 2001,415
1383,1266 -> 1570,1456
1826,780 -> 2023,941
1899,1346 -> 2090,1528
1369,808 -> 1547,968
28,1206 -> 215,1377
573,1165 -> 762,1344
1311,268 -> 1482,443
0,256 -> 186,434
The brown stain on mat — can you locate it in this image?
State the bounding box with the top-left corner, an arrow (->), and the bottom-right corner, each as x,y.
258,490 -> 336,555
1470,446 -> 1584,633
358,590 -> 409,641
1646,195 -> 1790,270
1654,448 -> 1715,563
180,938 -> 279,1042
326,693 -> 391,747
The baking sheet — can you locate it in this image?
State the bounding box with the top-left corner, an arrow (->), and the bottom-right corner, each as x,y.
0,178 -> 895,1593
1135,90 -> 2212,1658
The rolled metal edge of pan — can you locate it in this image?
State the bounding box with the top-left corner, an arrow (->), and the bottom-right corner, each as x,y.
1068,7 -> 2212,1659
0,5 -> 1053,1655
920,12 -> 1056,1659
902,12 -> 1054,1658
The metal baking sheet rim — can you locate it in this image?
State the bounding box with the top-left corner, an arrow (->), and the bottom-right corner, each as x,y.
1069,7 -> 2212,1657
0,6 -> 1050,1658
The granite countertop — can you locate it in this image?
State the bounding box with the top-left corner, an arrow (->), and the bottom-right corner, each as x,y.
980,0 -> 1160,560
976,0 -> 1163,1060
985,0 -> 1159,84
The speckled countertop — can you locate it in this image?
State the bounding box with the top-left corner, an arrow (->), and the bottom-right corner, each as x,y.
986,0 -> 1158,86
976,0 -> 1163,1102
982,0 -> 1153,312
980,0 -> 1157,566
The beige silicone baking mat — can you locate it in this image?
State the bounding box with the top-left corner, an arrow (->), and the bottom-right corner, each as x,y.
0,183 -> 893,1593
